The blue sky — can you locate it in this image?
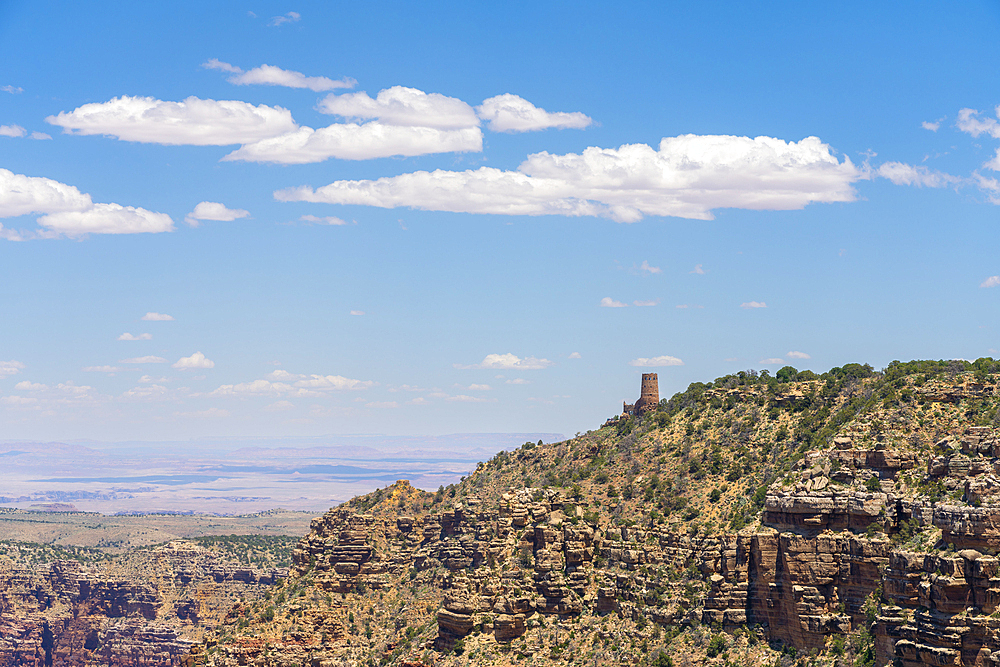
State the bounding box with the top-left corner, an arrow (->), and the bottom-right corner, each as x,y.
1,0 -> 999,442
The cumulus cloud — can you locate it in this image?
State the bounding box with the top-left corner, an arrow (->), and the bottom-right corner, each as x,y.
0,360 -> 26,377
629,355 -> 683,367
14,381 -> 46,390
319,86 -> 479,129
600,297 -> 627,308
639,260 -> 661,274
224,122 -> 481,163
741,301 -> 767,309
568,352 -> 582,359
47,96 -> 297,146
264,400 -> 295,411
30,132 -> 51,140
268,11 -> 300,26
293,374 -> 373,390
120,356 -> 167,364
787,351 -> 811,359
759,358 -> 785,365
185,201 -> 250,226
477,94 -> 592,133
877,162 -> 963,188
506,378 -> 531,385
38,204 -> 174,236
301,214 -> 349,225
957,107 -> 1000,139
142,312 -> 174,321
0,168 -> 93,218
922,120 -> 942,132
173,352 -> 215,370
0,125 -> 25,137
275,134 -> 860,222
633,299 -> 659,307
118,333 -> 152,341
981,276 -> 1000,288
455,353 -> 554,370
204,59 -> 355,92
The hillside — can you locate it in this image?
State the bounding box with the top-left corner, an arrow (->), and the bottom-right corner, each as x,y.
191,358 -> 1000,667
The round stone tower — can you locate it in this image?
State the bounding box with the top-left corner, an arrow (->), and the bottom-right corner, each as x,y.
634,373 -> 659,414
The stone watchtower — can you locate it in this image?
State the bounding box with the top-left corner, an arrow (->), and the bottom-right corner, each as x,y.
622,373 -> 659,416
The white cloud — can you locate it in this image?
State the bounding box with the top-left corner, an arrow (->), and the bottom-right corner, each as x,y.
690,264 -> 706,274
447,394 -> 488,403
30,132 -> 51,140
568,352 -> 582,359
676,304 -> 704,309
741,301 -> 767,309
118,332 -> 152,341
921,120 -> 941,132
265,400 -> 295,412
318,86 -> 479,130
47,96 -> 297,146
0,125 -> 25,137
142,312 -> 174,321
14,381 -> 46,390
981,276 -> 1000,288
138,375 -> 169,383
407,397 -> 429,405
629,355 -> 684,367
462,384 -> 491,391
185,201 -> 250,226
293,374 -> 373,390
0,360 -> 25,377
506,378 -> 531,385
1,395 -> 37,406
633,299 -> 658,307
268,11 -> 300,26
2,86 -> 23,94
600,297 -> 627,308
38,203 -> 174,236
301,214 -> 349,225
350,310 -> 365,315
173,352 -> 215,370
82,365 -> 132,373
455,353 -> 554,370
476,94 -> 592,133
877,162 -> 963,188
204,60 -> 355,92
786,351 -> 811,359
0,168 -> 93,217
176,407 -> 230,418
275,134 -> 860,222
224,122 -> 481,163
120,356 -> 167,364
759,358 -> 785,365
957,106 -> 1000,139
639,260 -> 661,274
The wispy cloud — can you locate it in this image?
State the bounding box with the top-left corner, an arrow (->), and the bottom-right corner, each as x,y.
568,352 -> 581,359
690,264 -> 706,274
350,309 -> 365,315
786,351 -> 811,359
142,312 -> 174,321
0,125 -> 26,137
476,94 -> 592,133
633,299 -> 658,307
759,358 -> 784,365
506,378 -> 531,385
600,297 -> 627,308
981,276 -> 1000,288
639,260 -> 661,274
120,356 -> 167,364
301,214 -> 349,225
268,11 -> 301,26
922,119 -> 942,132
877,162 -> 963,188
0,360 -> 26,377
118,332 -> 152,341
629,355 -> 683,367
1,85 -> 23,94
740,301 -> 767,309
203,59 -> 355,92
455,353 -> 553,370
